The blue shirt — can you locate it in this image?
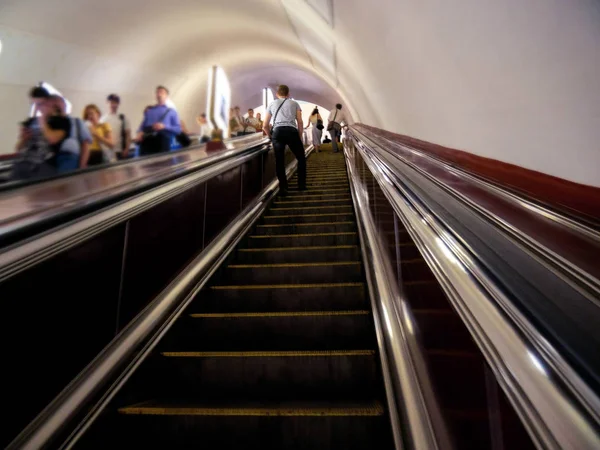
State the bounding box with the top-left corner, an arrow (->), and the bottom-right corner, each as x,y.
138,105 -> 181,136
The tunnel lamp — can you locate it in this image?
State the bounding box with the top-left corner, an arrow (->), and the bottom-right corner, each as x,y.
263,88 -> 274,109
207,65 -> 231,139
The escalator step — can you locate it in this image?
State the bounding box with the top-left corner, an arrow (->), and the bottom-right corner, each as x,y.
254,222 -> 356,235
247,232 -> 358,247
201,282 -> 367,312
224,261 -> 362,284
162,350 -> 374,357
134,350 -> 379,401
286,187 -> 350,194
119,401 -> 384,416
262,213 -> 355,224
108,401 -> 390,449
160,310 -> 374,351
273,198 -> 351,206
236,245 -> 360,263
276,192 -> 351,200
268,205 -> 353,214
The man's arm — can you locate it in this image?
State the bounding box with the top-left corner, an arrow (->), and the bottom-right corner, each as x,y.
79,142 -> 90,168
159,110 -> 181,134
16,126 -> 31,152
124,121 -> 132,157
136,112 -> 148,142
262,112 -> 272,137
296,110 -> 304,139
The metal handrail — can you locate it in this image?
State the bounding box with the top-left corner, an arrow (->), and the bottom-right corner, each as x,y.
345,146 -> 453,450
0,132 -> 260,193
354,126 -> 600,300
349,130 -> 600,449
0,135 -> 270,242
0,138 -> 270,282
7,145 -> 310,450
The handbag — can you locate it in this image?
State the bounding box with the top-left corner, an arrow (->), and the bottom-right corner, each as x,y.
327,110 -> 339,131
176,132 -> 192,147
316,119 -> 324,130
270,98 -> 288,136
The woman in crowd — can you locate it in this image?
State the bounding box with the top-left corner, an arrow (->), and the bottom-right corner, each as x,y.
256,113 -> 264,132
196,113 -> 213,143
306,107 -> 323,152
244,108 -> 261,134
229,107 -> 245,137
83,104 -> 114,165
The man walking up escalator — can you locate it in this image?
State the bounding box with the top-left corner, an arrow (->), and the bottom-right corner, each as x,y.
263,84 -> 306,196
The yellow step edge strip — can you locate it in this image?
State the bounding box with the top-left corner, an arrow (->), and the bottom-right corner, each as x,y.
227,261 -> 361,269
270,206 -> 353,211
238,245 -> 357,252
119,404 -> 384,417
281,193 -> 351,199
161,350 -> 375,358
190,310 -> 370,318
264,213 -> 355,219
257,221 -> 355,228
211,282 -> 364,290
292,177 -> 348,181
297,180 -> 349,183
299,181 -> 349,184
286,187 -> 350,193
274,199 -> 351,205
249,232 -> 357,238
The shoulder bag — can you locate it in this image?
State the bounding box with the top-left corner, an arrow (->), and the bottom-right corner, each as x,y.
270,98 -> 288,137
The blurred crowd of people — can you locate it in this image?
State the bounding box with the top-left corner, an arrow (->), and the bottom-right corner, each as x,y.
12,83 -> 346,183
12,85 -> 216,181
229,106 -> 264,137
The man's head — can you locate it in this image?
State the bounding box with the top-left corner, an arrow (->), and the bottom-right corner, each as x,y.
30,86 -> 50,112
234,106 -> 241,115
199,113 -> 207,123
256,113 -> 262,120
156,86 -> 169,105
277,85 -> 290,98
47,95 -> 66,116
248,108 -> 254,118
336,103 -> 342,110
107,93 -> 120,114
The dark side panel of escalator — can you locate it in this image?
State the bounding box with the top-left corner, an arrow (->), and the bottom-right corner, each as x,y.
359,161 -> 537,450
77,151 -> 394,450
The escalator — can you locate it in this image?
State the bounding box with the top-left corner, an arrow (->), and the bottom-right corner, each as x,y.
79,151 -> 395,449
9,141 -> 596,449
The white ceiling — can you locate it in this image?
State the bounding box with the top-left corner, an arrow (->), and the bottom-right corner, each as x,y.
1,0 -> 600,185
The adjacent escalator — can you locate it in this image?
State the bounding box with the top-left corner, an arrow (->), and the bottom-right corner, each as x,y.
78,151 -> 394,449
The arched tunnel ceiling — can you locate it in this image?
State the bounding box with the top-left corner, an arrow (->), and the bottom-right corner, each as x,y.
1,0 -> 600,185
0,0 -> 353,117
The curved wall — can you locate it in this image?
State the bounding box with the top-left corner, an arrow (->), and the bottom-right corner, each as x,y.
1,0 -> 599,186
